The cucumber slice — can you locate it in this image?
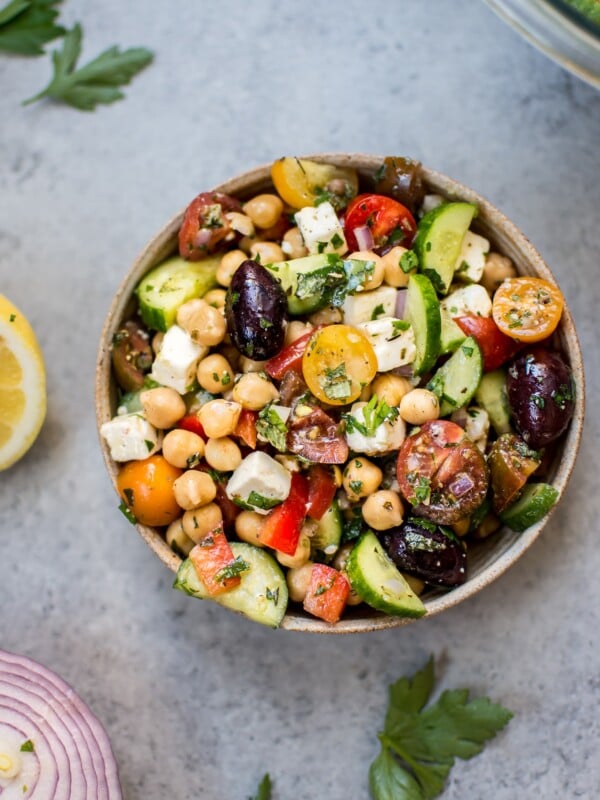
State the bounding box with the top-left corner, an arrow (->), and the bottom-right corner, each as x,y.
346,531 -> 426,618
310,499 -> 343,562
414,202 -> 477,295
404,273 -> 441,375
440,309 -> 466,354
500,483 -> 559,532
135,255 -> 219,332
427,336 -> 483,416
474,369 -> 512,435
173,542 -> 288,628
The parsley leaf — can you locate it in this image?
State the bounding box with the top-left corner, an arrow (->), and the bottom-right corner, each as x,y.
256,403 -> 288,452
0,0 -> 65,56
24,23 -> 153,110
370,656 -> 513,800
343,394 -> 399,438
249,773 -> 272,800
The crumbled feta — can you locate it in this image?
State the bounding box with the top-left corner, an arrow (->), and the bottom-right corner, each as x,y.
150,324 -> 208,394
226,451 -> 292,514
358,317 -> 416,372
342,285 -> 398,327
294,201 -> 347,256
454,231 -> 490,284
100,413 -> 162,462
440,284 -> 492,319
420,194 -> 444,216
344,401 -> 406,456
465,407 -> 490,452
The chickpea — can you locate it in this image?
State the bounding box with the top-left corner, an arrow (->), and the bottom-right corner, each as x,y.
239,356 -> 268,373
286,561 -> 314,602
481,252 -> 517,295
399,389 -> 440,425
371,374 -> 412,407
362,490 -> 404,531
232,372 -> 279,410
196,353 -> 235,394
162,429 -> 205,469
359,383 -> 372,402
152,331 -> 164,355
176,298 -> 227,347
276,533 -> 311,569
165,517 -> 195,557
343,457 -> 383,501
182,502 -> 223,543
217,249 -> 246,287
243,194 -> 284,229
140,387 -> 186,429
235,510 -> 265,546
402,573 -> 425,596
204,436 -> 242,472
173,470 -> 217,511
349,250 -> 384,291
197,399 -> 242,438
224,211 -> 255,238
380,246 -> 414,288
250,241 -> 285,265
308,306 -> 342,326
284,320 -> 313,347
203,288 -> 227,312
282,226 -> 308,259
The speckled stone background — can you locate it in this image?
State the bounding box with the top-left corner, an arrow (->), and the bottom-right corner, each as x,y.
1,1 -> 599,797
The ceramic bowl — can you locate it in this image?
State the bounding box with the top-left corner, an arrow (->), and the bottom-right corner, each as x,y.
95,154 -> 584,633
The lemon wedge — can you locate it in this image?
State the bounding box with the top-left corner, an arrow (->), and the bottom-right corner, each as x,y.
0,295 -> 46,470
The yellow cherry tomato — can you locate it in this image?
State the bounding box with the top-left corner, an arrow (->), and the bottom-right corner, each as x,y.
492,277 -> 564,342
302,324 -> 377,406
271,157 -> 358,209
117,455 -> 182,527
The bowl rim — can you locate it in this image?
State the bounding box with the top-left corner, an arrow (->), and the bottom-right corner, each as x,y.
95,153 -> 585,634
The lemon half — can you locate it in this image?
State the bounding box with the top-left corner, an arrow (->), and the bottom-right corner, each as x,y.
0,295 -> 46,470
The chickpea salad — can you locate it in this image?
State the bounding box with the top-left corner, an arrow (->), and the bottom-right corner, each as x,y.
101,156 -> 575,627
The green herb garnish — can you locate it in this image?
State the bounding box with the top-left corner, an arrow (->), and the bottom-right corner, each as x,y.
0,0 -> 64,56
118,501 -> 136,525
256,403 -> 288,452
20,740 -> 34,752
343,394 -> 399,438
215,556 -> 250,583
371,303 -> 386,320
249,773 -> 272,800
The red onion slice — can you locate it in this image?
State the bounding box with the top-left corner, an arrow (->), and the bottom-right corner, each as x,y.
449,473 -> 475,497
0,650 -> 121,799
352,225 -> 374,251
395,288 -> 408,319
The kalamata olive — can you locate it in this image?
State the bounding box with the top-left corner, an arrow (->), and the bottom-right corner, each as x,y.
111,320 -> 153,392
488,433 -> 540,513
225,260 -> 287,360
382,518 -> 467,587
371,156 -> 425,213
507,348 -> 574,448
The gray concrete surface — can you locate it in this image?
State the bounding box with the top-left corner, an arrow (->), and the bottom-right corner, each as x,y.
1,1 -> 599,797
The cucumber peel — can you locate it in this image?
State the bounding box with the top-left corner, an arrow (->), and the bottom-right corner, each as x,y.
414,202 -> 477,295
405,273 -> 441,376
500,483 -> 559,532
427,336 -> 483,416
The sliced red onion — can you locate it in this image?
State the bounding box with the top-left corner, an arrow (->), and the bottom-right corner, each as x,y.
449,473 -> 475,497
395,288 -> 408,319
392,364 -> 414,379
451,408 -> 469,429
352,225 -> 374,252
0,650 -> 121,799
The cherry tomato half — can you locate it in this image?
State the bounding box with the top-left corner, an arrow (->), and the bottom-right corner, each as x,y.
117,455 -> 182,527
396,420 -> 488,524
344,193 -> 417,251
492,277 -> 564,343
302,325 -> 377,406
455,315 -> 522,372
287,406 -> 349,464
271,157 -> 358,209
178,192 -> 241,261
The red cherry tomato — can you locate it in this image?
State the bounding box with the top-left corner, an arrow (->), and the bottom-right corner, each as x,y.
306,465 -> 337,521
233,409 -> 258,449
287,406 -> 349,464
396,420 -> 488,524
265,327 -> 324,380
344,193 -> 417,251
455,315 -> 522,372
178,192 -> 241,260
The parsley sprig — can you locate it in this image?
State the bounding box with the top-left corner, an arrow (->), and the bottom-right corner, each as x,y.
0,0 -> 64,55
249,773 -> 272,800
24,23 -> 153,110
369,656 -> 513,800
343,394 -> 399,437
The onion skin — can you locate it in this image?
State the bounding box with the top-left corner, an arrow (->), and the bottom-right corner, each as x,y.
0,649 -> 122,799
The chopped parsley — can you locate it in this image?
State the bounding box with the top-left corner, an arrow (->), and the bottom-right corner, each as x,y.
320,362 -> 352,401
186,452 -> 203,468
144,439 -> 154,453
349,480 -> 363,495
390,319 -> 410,339
531,393 -> 545,409
215,556 -> 250,583
266,587 -> 280,605
118,501 -> 136,524
331,232 -> 344,248
409,475 -> 431,505
461,344 -> 474,357
551,382 -> 573,410
9,313 -> 16,322
20,740 -> 34,752
259,317 -> 273,330
371,303 -> 386,320
343,394 -> 400,437
256,403 -> 288,452
246,491 -> 281,511
399,250 -> 418,273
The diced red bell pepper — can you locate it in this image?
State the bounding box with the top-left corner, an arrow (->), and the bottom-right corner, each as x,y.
455,315 -> 522,372
233,409 -> 258,449
189,525 -> 242,596
306,465 -> 337,521
258,472 -> 309,555
178,414 -> 207,440
303,564 -> 350,624
265,326 -> 324,380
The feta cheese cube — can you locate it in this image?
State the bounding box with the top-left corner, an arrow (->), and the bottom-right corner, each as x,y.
294,201 -> 347,256
465,407 -> 490,453
342,285 -> 398,327
454,231 -> 490,283
358,317 -> 416,372
440,284 -> 492,319
420,194 -> 444,216
345,401 -> 406,456
151,324 -> 208,394
100,413 -> 162,462
226,451 -> 292,514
